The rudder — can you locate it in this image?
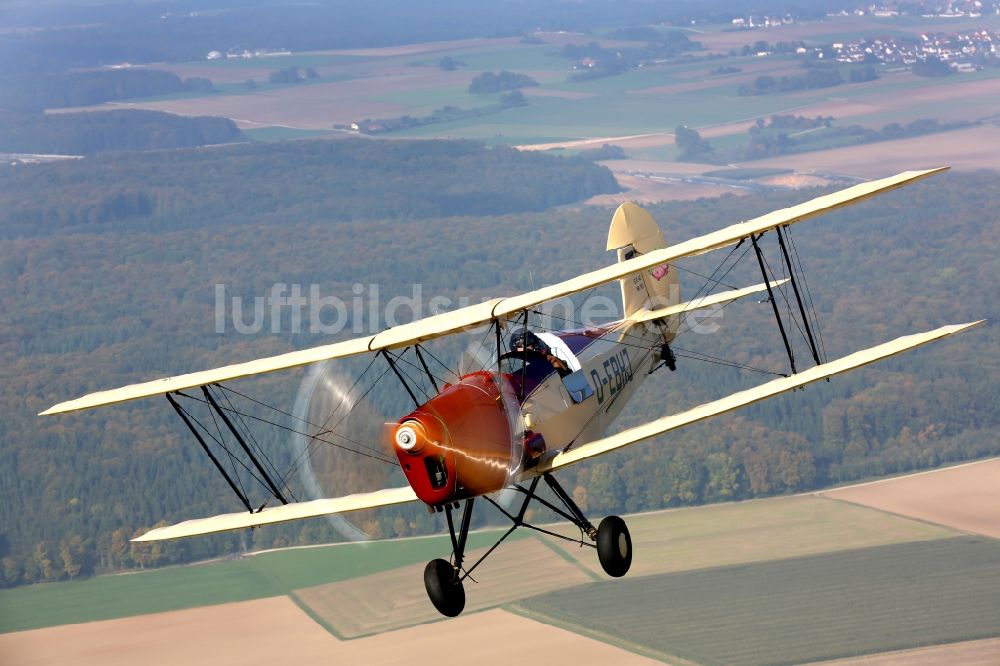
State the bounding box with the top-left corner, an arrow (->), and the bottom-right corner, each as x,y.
606,202 -> 681,338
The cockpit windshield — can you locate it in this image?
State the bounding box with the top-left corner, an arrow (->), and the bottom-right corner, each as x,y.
499,350 -> 561,398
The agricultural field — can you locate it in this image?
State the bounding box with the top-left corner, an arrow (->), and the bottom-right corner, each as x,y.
738,124 -> 1000,178
809,637 -> 1000,666
0,529 -> 522,634
47,14 -> 1000,197
0,603 -> 663,666
5,456 -> 1000,665
822,458 -> 1000,538
516,537 -> 1000,666
293,537 -> 594,638
539,494 -> 953,579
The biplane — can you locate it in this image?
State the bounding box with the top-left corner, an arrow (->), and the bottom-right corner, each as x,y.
41,167 -> 983,617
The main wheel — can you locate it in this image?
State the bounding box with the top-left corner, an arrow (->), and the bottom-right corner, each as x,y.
423,558 -> 466,617
597,515 -> 632,577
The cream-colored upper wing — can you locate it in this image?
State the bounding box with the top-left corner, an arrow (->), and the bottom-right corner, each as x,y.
494,168 -> 946,317
132,485 -> 419,542
41,168 -> 946,416
531,320 -> 985,475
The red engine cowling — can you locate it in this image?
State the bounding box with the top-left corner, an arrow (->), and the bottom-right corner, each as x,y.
388,371 -> 518,506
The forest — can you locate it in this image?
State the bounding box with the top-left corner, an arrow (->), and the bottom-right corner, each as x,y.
0,138 -> 619,238
0,69 -> 214,114
0,110 -> 244,155
0,147 -> 996,586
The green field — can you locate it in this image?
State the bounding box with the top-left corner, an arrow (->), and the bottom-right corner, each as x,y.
441,45 -> 566,73
0,529 -> 522,634
542,495 -> 955,578
517,537 -> 1000,666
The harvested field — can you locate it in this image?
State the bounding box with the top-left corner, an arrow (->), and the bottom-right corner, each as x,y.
307,608 -> 663,666
0,600 -> 662,666
759,173 -> 832,187
822,458 -> 1000,538
741,125 -> 1000,177
783,71 -> 1000,125
68,89 -> 401,130
0,597 -> 657,666
293,537 -> 594,638
516,133 -> 672,152
517,537 -> 1000,666
0,597 -> 340,666
56,68 -> 479,129
806,637 -> 1000,665
541,495 -> 954,579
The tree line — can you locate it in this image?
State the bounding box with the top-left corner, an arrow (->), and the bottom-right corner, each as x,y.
0,69 -> 214,114
0,110 -> 244,155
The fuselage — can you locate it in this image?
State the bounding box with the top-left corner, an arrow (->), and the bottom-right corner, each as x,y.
389,318 -> 665,506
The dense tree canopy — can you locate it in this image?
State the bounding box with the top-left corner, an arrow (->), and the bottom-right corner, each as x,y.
0,138 -> 620,238
0,110 -> 244,155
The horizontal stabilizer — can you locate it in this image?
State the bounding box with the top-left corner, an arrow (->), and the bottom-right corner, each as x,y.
629,279 -> 788,324
533,320 -> 984,475
42,168 -> 946,415
133,486 -> 419,542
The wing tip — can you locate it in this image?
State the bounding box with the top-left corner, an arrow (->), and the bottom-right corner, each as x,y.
956,319 -> 986,332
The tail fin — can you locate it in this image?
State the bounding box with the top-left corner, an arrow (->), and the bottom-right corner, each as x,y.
607,203 -> 681,338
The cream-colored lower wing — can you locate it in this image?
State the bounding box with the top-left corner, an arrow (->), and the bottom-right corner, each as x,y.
133,486 -> 419,542
533,320 -> 985,475
629,279 -> 788,323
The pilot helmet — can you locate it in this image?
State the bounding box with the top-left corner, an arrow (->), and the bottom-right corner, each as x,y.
509,327 -> 545,353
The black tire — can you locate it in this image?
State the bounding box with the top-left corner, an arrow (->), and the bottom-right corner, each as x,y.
423,558 -> 465,617
597,515 -> 632,577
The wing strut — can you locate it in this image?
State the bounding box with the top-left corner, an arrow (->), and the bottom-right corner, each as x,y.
167,392 -> 254,513
752,233 -> 796,374
201,386 -> 289,506
776,225 -> 823,366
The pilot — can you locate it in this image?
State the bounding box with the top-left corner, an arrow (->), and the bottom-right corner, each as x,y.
509,328 -> 570,376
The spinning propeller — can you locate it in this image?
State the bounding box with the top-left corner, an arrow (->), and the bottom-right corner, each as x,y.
291,361 -> 394,539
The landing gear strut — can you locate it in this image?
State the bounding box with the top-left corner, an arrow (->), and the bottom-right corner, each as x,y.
423,497 -> 475,617
423,475 -> 634,617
